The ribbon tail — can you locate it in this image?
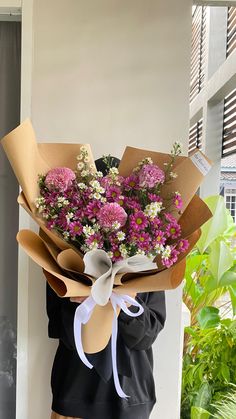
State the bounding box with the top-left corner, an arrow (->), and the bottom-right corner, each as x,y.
74,305 -> 93,369
111,301 -> 129,399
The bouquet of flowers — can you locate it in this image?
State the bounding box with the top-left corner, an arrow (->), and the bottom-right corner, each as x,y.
1,119 -> 212,361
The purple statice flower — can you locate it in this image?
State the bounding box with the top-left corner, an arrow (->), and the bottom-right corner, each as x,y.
173,192 -> 183,210
45,167 -> 76,192
153,230 -> 166,246
123,174 -> 139,191
178,239 -> 189,253
97,203 -> 127,229
85,201 -> 102,219
138,164 -> 165,189
106,185 -> 122,200
129,211 -> 148,231
68,221 -> 83,237
129,231 -> 151,251
162,247 -> 179,268
165,222 -> 181,239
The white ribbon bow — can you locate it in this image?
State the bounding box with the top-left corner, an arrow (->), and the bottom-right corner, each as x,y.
74,292 -> 144,399
84,249 -> 157,306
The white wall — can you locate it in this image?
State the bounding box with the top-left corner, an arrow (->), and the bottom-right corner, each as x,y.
19,1 -> 192,418
0,0 -> 21,8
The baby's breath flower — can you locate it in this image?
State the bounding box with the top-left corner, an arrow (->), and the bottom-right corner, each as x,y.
109,167 -> 119,176
154,244 -> 164,253
95,171 -> 103,178
171,141 -> 183,156
169,171 -> 178,179
90,180 -> 100,189
101,197 -> 107,203
76,154 -> 83,161
107,251 -> 114,259
84,156 -> 90,163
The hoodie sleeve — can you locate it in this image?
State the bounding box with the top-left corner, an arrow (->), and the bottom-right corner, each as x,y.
118,291 -> 166,351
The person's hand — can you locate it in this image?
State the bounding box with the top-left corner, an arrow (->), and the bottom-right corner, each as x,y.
70,296 -> 87,304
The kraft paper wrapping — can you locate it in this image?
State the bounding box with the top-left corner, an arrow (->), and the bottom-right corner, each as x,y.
1,119 -> 213,353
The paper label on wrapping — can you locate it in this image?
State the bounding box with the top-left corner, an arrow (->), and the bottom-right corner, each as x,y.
190,152 -> 211,176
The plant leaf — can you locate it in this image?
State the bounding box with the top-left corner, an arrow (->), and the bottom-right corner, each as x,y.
197,306 -> 220,329
197,196 -> 229,254
209,241 -> 233,283
191,406 -> 210,419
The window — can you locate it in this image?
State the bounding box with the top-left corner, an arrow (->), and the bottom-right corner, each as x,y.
225,188 -> 236,221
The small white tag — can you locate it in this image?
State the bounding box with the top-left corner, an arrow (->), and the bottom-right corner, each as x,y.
190,151 -> 211,176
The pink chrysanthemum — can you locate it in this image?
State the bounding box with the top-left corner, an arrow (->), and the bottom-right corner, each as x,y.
129,231 -> 151,251
86,201 -> 102,219
124,197 -> 141,211
165,222 -> 181,239
123,174 -> 139,191
45,167 -> 76,192
148,193 -> 162,202
106,185 -> 122,200
139,164 -> 165,188
153,230 -> 166,245
130,211 -> 148,231
97,203 -> 127,229
85,233 -> 104,249
164,212 -> 177,223
178,239 -> 189,253
68,221 -> 83,237
162,248 -> 179,268
173,193 -> 183,210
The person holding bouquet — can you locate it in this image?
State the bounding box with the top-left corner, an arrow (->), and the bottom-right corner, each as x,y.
48,157 -> 166,419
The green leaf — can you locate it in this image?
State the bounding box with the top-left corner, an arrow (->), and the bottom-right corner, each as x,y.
209,241 -> 233,283
197,306 -> 220,329
197,196 -> 229,254
193,382 -> 212,410
220,363 -> 230,382
191,406 -> 210,419
229,284 -> 236,316
219,269 -> 236,287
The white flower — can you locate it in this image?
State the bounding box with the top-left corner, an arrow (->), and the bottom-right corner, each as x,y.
96,171 -> 103,178
81,170 -> 89,177
80,145 -> 87,152
77,162 -> 84,170
84,156 -> 90,163
117,231 -> 126,241
66,212 -> 74,223
107,251 -> 113,259
93,192 -> 101,200
90,180 -> 100,189
144,202 -> 163,219
77,182 -> 87,190
88,240 -> 99,250
136,249 -> 145,256
112,221 -> 121,230
76,154 -> 83,161
162,245 -> 171,259
63,231 -> 70,240
109,167 -> 119,176
83,225 -> 95,237
154,244 -> 164,253
119,244 -> 128,258
170,171 -> 178,179
101,197 -> 107,203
